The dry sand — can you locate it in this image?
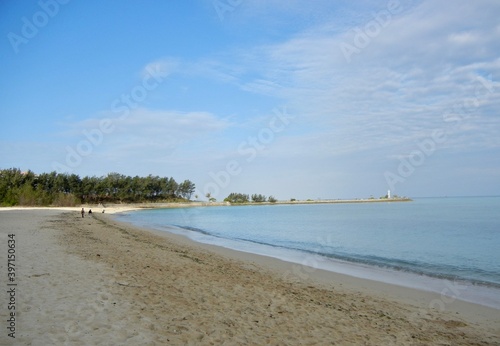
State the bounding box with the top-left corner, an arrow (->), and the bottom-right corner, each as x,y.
0,208 -> 499,345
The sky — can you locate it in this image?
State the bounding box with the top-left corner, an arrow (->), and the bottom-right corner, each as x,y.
1,0 -> 499,201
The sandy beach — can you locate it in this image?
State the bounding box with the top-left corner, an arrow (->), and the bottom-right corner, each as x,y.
0,208 -> 499,345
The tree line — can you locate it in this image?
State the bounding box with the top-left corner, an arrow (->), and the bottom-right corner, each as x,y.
224,192 -> 277,204
0,168 -> 195,206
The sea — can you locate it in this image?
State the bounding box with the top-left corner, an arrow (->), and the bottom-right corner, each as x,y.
116,196 -> 500,309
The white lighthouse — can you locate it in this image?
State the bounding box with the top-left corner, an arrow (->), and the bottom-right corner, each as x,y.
387,190 -> 391,199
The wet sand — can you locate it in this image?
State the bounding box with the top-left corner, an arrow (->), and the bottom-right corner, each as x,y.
0,208 -> 498,345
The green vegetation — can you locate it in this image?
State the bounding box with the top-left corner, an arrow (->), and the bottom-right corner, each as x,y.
251,194 -> 267,203
224,193 -> 250,203
224,193 -> 277,204
205,192 -> 217,203
268,196 -> 277,203
0,168 -> 195,206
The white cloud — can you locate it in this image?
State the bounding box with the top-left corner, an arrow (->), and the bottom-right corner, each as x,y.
51,108 -> 233,173
61,0 -> 497,195
161,0 -> 499,199
207,0 -> 500,159
448,31 -> 479,45
141,58 -> 180,79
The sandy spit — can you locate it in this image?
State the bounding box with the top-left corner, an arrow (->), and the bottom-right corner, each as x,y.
0,209 -> 498,345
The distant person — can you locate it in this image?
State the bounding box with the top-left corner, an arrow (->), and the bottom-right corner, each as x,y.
81,208 -> 85,218
88,209 -> 92,215
102,209 -> 105,213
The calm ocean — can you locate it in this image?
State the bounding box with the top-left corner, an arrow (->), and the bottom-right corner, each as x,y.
116,197 -> 500,308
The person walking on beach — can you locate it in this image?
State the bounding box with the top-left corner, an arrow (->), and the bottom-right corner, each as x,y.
81,208 -> 85,218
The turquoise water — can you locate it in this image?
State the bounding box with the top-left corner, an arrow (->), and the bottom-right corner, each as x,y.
117,197 -> 500,308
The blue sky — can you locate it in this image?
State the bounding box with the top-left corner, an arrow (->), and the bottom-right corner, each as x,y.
1,0 -> 499,200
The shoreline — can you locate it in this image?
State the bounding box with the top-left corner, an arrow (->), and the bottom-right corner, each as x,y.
153,223 -> 500,310
114,205 -> 500,311
1,209 -> 498,344
0,196 -> 412,213
109,213 -> 500,314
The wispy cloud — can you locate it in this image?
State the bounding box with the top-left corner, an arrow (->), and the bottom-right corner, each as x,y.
51,108 -> 232,173
141,58 -> 180,79
196,0 -> 500,161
